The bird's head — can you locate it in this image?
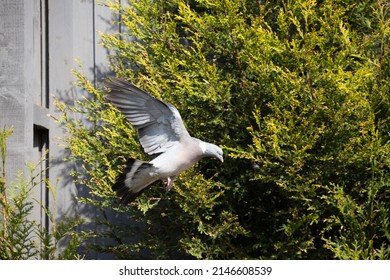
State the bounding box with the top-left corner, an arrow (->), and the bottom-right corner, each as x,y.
199,141 -> 224,163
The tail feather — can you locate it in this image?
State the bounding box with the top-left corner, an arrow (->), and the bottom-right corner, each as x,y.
112,158 -> 157,204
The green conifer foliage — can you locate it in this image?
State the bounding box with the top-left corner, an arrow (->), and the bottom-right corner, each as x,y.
56,0 -> 389,259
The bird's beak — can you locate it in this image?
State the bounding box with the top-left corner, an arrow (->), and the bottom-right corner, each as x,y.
219,156 -> 224,163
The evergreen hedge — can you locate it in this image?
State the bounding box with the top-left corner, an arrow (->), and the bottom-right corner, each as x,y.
55,0 -> 389,259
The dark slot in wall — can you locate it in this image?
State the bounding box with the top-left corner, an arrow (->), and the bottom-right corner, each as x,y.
33,125 -> 49,231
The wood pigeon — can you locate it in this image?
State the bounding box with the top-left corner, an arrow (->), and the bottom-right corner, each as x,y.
105,77 -> 223,204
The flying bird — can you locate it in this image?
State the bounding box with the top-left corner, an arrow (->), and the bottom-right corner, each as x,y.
105,77 -> 223,204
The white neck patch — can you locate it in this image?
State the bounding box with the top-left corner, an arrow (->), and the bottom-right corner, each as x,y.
199,141 -> 207,154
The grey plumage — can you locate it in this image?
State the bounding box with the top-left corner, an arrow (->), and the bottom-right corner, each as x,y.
105,77 -> 223,204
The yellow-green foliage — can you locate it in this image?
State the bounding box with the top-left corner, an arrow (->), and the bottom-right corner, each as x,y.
0,128 -> 83,259
56,0 -> 389,259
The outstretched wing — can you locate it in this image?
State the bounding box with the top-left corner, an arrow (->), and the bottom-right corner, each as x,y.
105,77 -> 191,155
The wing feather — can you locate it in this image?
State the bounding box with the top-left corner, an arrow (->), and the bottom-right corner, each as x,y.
105,77 -> 190,155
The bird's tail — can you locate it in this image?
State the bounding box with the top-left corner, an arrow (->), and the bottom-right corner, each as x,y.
112,158 -> 157,204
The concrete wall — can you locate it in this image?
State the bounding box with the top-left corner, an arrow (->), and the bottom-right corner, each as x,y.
0,0 -> 118,258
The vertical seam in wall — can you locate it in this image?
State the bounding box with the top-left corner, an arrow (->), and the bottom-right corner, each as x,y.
44,0 -> 50,230
39,0 -> 43,107
92,0 -> 97,88
44,0 -> 49,109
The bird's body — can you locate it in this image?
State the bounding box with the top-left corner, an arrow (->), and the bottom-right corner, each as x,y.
105,77 -> 223,204
151,139 -> 202,177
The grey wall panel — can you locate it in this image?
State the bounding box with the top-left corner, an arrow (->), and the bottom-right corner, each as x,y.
1,0 -> 117,258
0,0 -> 30,182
